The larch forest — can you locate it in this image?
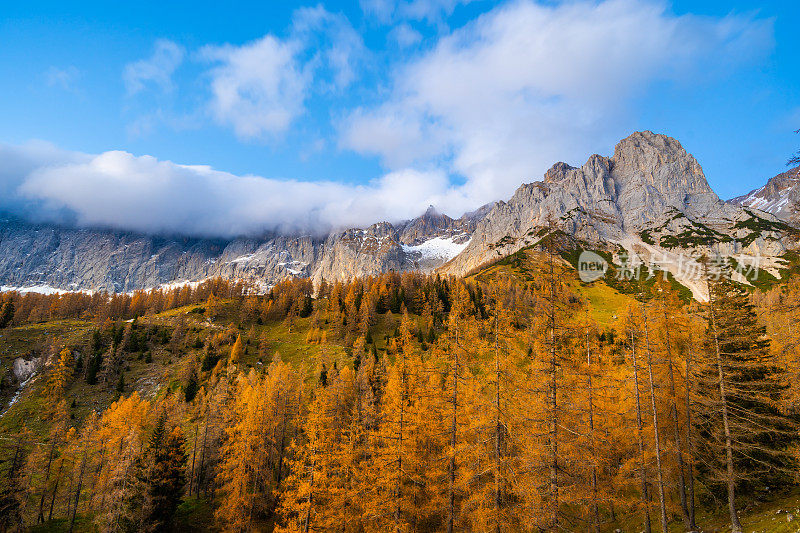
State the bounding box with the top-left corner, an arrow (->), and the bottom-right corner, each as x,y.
2,235 -> 800,533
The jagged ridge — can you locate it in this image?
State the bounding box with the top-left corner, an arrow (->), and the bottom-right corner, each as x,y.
730,165 -> 800,222
0,203 -> 491,292
1,131 -> 796,297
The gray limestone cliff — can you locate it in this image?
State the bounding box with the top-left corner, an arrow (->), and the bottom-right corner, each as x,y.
1,132 -> 796,297
0,205 -> 480,292
439,132 -> 794,299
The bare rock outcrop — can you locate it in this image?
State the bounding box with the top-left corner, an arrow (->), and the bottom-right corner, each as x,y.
730,165 -> 800,223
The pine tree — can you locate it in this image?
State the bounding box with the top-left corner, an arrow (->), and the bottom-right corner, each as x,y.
787,127 -> 800,167
653,278 -> 696,530
542,235 -> 563,530
319,363 -> 328,388
206,293 -> 221,321
626,311 -> 652,533
360,311 -> 428,531
47,347 -> 75,399
0,427 -> 29,531
277,367 -> 358,533
28,401 -> 71,525
112,411 -> 187,532
91,393 -> 151,532
184,369 -> 199,403
146,426 -> 187,530
216,371 -> 270,531
443,282 -> 470,533
529,232 -> 585,531
68,417 -> 96,533
639,300 -> 668,533
0,299 -> 14,328
459,280 -> 537,531
697,265 -> 797,533
86,345 -> 103,385
582,313 -> 601,533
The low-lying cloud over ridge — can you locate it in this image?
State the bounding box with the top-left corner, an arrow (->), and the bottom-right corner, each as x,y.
1,141 -> 452,238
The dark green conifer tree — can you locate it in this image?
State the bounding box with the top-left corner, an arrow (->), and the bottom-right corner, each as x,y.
697,267 -> 797,532
0,300 -> 14,328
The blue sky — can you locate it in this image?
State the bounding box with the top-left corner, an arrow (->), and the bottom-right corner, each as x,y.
0,0 -> 797,237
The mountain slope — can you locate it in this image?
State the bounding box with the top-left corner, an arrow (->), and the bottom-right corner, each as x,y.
0,132 -> 796,297
440,131 -> 794,299
0,204 -> 485,292
730,165 -> 800,222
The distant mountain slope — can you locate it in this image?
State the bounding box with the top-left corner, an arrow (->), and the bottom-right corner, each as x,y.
1,131 -> 796,297
0,203 -> 490,292
730,165 -> 800,222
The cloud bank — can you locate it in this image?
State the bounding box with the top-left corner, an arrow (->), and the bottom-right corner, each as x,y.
1,0 -> 776,239
0,141 -> 450,238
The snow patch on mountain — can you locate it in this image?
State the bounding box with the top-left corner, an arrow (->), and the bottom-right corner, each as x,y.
1,284 -> 73,295
402,235 -> 471,262
154,280 -> 204,292
277,260 -> 308,275
730,166 -> 799,221
735,186 -> 793,213
229,253 -> 258,264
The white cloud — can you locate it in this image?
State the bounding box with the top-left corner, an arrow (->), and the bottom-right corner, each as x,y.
45,66 -> 81,91
342,104 -> 446,167
200,36 -> 308,139
361,0 -> 473,24
291,6 -> 366,90
342,0 -> 774,210
1,142 -> 452,238
0,142 -> 89,215
123,39 -> 184,95
200,7 -> 365,140
389,23 -> 423,47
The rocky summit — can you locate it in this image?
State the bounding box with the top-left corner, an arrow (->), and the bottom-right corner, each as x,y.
440,132 -> 796,299
0,131 -> 797,298
730,165 -> 800,222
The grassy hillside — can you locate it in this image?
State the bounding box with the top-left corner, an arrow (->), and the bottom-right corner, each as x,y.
0,298 -> 404,441
469,246 -> 637,327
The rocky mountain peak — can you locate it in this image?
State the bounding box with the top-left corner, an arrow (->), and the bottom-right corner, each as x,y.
399,205 -> 473,246
460,202 -> 497,222
544,162 -> 576,183
423,205 -> 441,217
440,131 -> 789,301
612,131 -> 713,198
730,165 -> 800,222
1,131 -> 794,298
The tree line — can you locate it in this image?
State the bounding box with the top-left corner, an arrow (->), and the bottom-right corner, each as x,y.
0,278 -> 248,327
